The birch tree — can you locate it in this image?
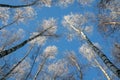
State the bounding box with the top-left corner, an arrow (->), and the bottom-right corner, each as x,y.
0,0 -> 120,80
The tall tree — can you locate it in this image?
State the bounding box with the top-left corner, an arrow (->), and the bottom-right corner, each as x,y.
0,0 -> 120,80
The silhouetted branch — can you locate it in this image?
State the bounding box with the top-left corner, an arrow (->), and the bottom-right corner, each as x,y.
33,57 -> 47,80
0,0 -> 39,8
67,52 -> 83,80
0,45 -> 34,80
0,18 -> 19,30
25,46 -> 41,80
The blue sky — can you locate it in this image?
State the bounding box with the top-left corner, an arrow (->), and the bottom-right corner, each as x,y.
0,0 -> 119,80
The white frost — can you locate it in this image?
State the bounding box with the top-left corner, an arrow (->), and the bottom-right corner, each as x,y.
77,0 -> 94,6
48,59 -> 68,76
14,7 -> 36,23
43,45 -> 58,59
84,26 -> 93,34
79,43 -> 96,62
0,8 -> 9,25
57,0 -> 74,7
42,18 -> 57,34
29,32 -> 46,46
62,13 -> 86,30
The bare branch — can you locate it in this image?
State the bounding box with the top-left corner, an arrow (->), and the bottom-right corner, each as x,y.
25,46 -> 41,80
0,0 -> 39,8
0,45 -> 34,80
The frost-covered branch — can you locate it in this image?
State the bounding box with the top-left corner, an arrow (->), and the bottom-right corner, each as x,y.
79,43 -> 111,80
0,26 -> 52,58
94,59 -> 111,80
33,45 -> 58,80
63,14 -> 120,78
0,45 -> 34,80
0,18 -> 57,58
67,52 -> 83,80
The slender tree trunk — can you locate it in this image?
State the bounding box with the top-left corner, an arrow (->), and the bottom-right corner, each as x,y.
33,57 -> 47,80
94,59 -> 111,80
0,26 -> 52,58
65,19 -> 120,78
85,35 -> 120,78
0,45 -> 34,80
74,61 -> 82,80
25,46 -> 41,80
68,53 -> 83,80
